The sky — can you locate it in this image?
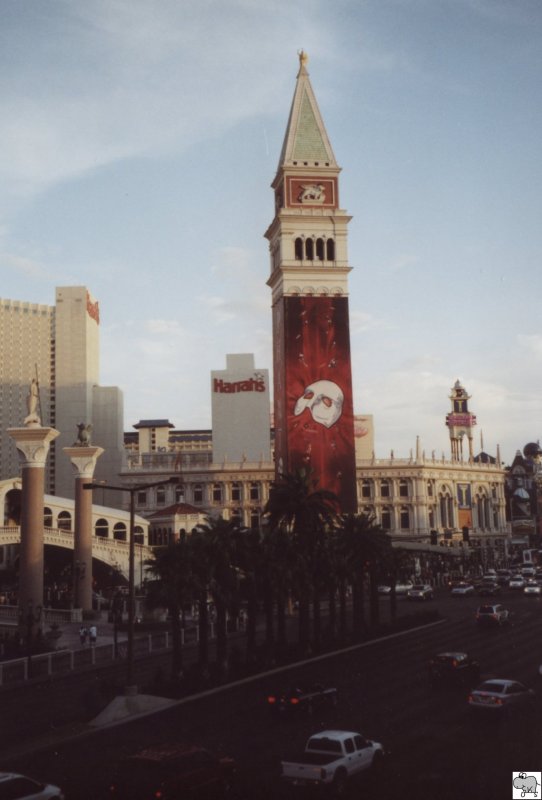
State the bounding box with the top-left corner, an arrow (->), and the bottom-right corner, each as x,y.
1,0 -> 541,466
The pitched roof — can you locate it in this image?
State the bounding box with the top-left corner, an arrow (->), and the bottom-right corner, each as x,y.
277,51 -> 337,171
148,503 -> 202,519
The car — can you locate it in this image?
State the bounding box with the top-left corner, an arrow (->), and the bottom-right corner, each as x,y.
377,581 -> 414,595
108,744 -> 237,799
450,582 -> 475,597
468,679 -> 534,712
0,772 -> 64,799
407,584 -> 434,601
427,652 -> 480,687
475,604 -> 510,626
495,569 -> 512,586
477,581 -> 501,596
508,575 -> 526,590
521,566 -> 536,578
267,683 -> 338,713
524,581 -> 542,596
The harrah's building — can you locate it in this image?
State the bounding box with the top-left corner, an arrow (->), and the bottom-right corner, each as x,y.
266,52 -> 357,512
211,354 -> 271,464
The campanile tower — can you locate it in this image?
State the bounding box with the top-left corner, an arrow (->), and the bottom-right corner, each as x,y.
265,52 -> 357,512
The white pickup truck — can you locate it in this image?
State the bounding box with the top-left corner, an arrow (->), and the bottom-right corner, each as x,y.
280,729 -> 384,793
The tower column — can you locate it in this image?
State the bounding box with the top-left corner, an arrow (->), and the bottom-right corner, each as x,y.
8,426 -> 60,637
64,446 -> 104,612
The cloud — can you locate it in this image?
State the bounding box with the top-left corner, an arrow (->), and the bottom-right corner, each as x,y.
517,334 -> 542,358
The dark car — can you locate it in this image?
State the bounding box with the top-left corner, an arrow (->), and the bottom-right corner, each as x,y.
428,652 -> 480,687
108,744 -> 236,799
267,683 -> 338,713
477,581 -> 501,596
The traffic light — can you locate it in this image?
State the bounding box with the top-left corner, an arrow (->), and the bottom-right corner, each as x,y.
462,526 -> 470,543
430,530 -> 438,545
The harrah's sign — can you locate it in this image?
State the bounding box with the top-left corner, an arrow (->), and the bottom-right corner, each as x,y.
214,377 -> 265,394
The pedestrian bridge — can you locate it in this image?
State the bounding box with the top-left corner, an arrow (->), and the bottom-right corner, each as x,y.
0,527 -> 154,579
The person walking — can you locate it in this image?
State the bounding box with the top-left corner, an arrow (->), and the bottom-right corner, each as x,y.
89,624 -> 97,646
79,625 -> 88,646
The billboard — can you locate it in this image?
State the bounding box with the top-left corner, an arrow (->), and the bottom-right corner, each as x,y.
273,295 -> 357,512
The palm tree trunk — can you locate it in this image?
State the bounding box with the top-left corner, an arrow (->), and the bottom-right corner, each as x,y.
197,595 -> 209,668
169,603 -> 183,680
328,585 -> 336,642
298,596 -> 310,654
215,600 -> 228,676
369,570 -> 380,628
276,594 -> 286,654
338,581 -> 347,642
352,577 -> 365,639
312,587 -> 321,650
245,583 -> 258,665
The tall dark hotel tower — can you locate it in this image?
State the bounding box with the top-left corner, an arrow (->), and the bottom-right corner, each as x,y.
266,52 -> 357,512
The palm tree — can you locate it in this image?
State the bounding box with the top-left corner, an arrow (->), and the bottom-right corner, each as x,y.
265,468 -> 338,653
340,513 -> 391,638
145,536 -> 194,681
194,516 -> 242,677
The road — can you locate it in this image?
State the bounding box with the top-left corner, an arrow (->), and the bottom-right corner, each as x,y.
6,587 -> 542,800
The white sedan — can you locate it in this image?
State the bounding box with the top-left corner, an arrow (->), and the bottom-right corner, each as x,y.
0,773 -> 64,799
451,582 -> 475,597
377,581 -> 414,595
524,581 -> 542,596
468,679 -> 534,712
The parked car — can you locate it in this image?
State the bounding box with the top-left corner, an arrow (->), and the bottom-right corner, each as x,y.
108,743 -> 237,799
377,581 -> 414,595
267,683 -> 338,713
427,652 -> 480,687
407,584 -> 434,601
509,575 -> 526,590
524,581 -> 542,596
451,582 -> 475,597
468,679 -> 534,712
475,604 -> 510,626
0,772 -> 64,799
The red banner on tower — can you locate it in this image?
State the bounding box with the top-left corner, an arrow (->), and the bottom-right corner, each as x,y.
273,295 -> 357,513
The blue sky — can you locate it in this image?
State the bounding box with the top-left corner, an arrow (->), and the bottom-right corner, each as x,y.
1,0 -> 541,465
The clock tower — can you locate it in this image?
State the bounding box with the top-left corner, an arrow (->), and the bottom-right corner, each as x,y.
265,52 -> 357,512
446,379 -> 477,462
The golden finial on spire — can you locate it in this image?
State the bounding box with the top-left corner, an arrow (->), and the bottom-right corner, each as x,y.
298,49 -> 308,68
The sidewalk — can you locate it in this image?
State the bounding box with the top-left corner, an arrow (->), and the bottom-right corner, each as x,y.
51,616 -> 128,652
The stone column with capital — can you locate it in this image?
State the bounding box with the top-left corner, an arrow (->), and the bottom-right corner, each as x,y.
64,446 -> 104,612
8,426 -> 60,637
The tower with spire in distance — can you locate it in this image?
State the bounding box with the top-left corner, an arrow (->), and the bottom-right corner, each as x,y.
265,52 -> 357,512
446,379 -> 477,462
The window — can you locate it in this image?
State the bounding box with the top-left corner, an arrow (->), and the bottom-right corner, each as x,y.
250,482 -> 260,501
326,238 -> 335,260
213,483 -> 223,503
400,507 -> 410,530
134,527 -> 144,545
156,486 -> 166,505
137,491 -> 147,506
43,507 -> 53,527
399,479 -> 409,497
361,479 -> 371,499
295,237 -> 303,259
250,509 -> 260,529
381,507 -> 391,530
231,482 -> 241,502
344,738 -> 355,754
316,238 -> 324,260
175,485 -> 185,503
380,480 -> 390,498
95,518 -> 109,538
193,484 -> 203,503
305,237 -> 314,260
427,481 -> 434,497
57,511 -> 72,531
113,522 -> 127,541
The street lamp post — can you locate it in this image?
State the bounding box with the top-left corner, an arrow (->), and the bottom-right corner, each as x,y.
83,476 -> 178,693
